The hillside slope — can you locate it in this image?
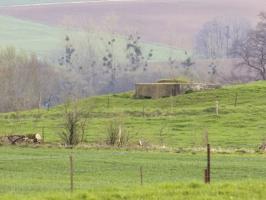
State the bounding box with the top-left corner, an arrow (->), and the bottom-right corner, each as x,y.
0,15 -> 187,61
0,0 -> 264,49
1,81 -> 266,149
0,15 -> 63,54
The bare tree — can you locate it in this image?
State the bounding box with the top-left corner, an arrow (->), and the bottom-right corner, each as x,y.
195,17 -> 250,59
125,33 -> 153,72
56,30 -> 155,95
102,37 -> 119,92
233,12 -> 266,80
0,47 -> 62,112
59,102 -> 87,146
58,34 -> 99,97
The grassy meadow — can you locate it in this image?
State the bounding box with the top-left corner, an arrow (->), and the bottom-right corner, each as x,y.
1,81 -> 266,149
0,146 -> 265,198
1,181 -> 266,200
1,1 -> 266,199
1,81 -> 266,199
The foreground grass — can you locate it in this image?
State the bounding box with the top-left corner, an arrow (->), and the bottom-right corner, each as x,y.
0,146 -> 265,194
1,181 -> 266,200
1,81 -> 266,149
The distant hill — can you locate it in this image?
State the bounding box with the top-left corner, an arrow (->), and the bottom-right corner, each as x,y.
0,0 -> 264,49
0,15 -> 187,61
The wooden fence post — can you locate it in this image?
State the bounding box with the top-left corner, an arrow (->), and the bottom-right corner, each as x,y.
216,101 -> 219,116
41,127 -> 44,143
207,144 -> 211,183
170,92 -> 174,114
140,166 -> 143,185
69,154 -> 74,192
204,168 -> 208,183
107,96 -> 110,108
234,93 -> 238,107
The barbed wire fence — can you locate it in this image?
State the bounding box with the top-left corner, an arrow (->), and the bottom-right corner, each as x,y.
0,144 -> 266,193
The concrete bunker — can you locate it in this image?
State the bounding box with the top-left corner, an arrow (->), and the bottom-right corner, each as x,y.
135,80 -> 220,99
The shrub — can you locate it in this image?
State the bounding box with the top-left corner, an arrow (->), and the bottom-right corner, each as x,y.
106,119 -> 129,147
59,102 -> 87,147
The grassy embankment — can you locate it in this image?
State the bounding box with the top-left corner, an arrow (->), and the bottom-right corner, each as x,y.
1,81 -> 266,149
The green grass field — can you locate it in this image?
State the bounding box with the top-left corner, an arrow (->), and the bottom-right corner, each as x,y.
0,146 -> 265,199
0,15 -> 63,54
2,181 -> 266,200
0,15 -> 187,61
1,2 -> 265,199
1,81 -> 266,149
1,82 -> 266,199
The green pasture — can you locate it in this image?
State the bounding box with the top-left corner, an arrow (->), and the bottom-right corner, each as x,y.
1,81 -> 266,149
1,181 -> 266,200
0,15 -> 63,54
0,147 -> 265,196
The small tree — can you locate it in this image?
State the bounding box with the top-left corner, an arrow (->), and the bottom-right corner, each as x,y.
59,102 -> 86,147
181,56 -> 196,78
125,33 -> 153,72
58,35 -> 75,70
102,37 -> 119,92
